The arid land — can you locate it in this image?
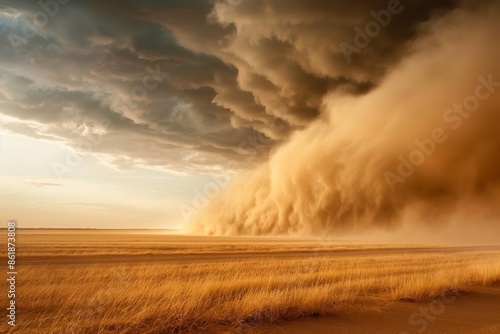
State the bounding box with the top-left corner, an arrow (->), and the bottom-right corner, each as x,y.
2,230 -> 500,333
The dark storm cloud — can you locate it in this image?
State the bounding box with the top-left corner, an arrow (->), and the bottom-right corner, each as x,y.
0,0 -> 463,172
190,1 -> 500,236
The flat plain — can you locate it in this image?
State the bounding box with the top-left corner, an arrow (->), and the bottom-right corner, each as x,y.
2,230 -> 500,333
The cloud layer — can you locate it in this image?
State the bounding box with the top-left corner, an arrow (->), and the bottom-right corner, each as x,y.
2,0 -> 498,237
189,1 -> 500,237
0,0 -> 460,172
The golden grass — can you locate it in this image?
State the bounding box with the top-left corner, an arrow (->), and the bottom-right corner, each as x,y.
17,232 -> 432,257
17,242 -> 431,257
12,245 -> 500,334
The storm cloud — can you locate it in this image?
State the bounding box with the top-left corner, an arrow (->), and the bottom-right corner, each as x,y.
0,0 -> 462,171
2,0 -> 498,237
188,0 -> 500,237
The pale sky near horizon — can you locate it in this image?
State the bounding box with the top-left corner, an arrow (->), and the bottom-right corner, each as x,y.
0,132 -> 218,229
0,1 -> 265,229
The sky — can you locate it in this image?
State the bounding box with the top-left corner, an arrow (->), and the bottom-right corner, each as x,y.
0,133 -> 215,229
1,1 -> 499,236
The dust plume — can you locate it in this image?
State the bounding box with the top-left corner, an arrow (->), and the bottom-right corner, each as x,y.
189,1 -> 500,238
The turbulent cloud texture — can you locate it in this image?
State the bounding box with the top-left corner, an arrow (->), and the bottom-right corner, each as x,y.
190,1 -> 500,236
2,0 -> 499,236
1,0 -> 460,172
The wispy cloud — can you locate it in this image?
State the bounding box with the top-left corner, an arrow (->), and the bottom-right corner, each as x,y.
25,182 -> 64,188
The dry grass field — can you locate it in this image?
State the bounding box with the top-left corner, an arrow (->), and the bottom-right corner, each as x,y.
3,230 -> 500,333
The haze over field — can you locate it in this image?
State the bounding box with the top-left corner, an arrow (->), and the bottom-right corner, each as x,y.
189,1 -> 500,238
